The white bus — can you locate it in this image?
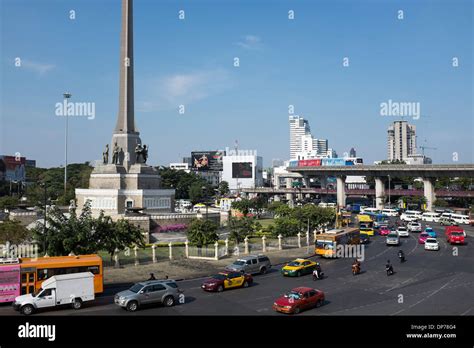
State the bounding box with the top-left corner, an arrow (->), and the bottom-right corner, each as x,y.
450,214 -> 470,225
382,208 -> 398,217
421,212 -> 440,222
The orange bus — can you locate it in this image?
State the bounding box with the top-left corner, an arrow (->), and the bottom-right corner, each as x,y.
315,228 -> 360,258
15,254 -> 103,297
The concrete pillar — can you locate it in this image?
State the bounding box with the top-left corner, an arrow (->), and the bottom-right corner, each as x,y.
286,178 -> 294,206
134,245 -> 139,266
152,244 -> 157,263
185,240 -> 189,258
306,230 -> 310,246
168,242 -> 173,260
278,234 -> 282,250
423,177 -> 436,212
336,176 -> 346,208
114,248 -> 120,268
224,238 -> 229,256
374,177 -> 385,210
297,232 -> 302,248
274,174 -> 281,189
313,231 -> 317,242
214,241 -> 219,260
244,237 -> 249,254
262,236 -> 267,252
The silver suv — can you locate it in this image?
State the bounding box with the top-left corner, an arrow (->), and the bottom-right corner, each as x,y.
114,279 -> 182,312
225,255 -> 272,275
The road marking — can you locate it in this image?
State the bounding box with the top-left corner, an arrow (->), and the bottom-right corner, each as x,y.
383,270 -> 424,293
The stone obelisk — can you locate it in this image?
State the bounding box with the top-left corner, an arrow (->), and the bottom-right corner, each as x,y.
111,0 -> 142,168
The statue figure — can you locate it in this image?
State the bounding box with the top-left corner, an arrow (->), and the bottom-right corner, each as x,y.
112,142 -> 120,164
102,144 -> 109,164
142,145 -> 148,163
135,143 -> 143,163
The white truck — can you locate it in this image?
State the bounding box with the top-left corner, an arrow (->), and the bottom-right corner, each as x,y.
13,272 -> 95,315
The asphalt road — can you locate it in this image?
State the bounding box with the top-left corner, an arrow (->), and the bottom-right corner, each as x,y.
1,220 -> 473,316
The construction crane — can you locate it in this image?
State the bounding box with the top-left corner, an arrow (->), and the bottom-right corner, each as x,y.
418,145 -> 437,156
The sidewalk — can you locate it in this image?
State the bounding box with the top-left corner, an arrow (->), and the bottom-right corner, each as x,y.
104,246 -> 316,285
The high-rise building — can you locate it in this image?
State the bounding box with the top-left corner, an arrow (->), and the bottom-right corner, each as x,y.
289,115 -> 311,159
387,121 -> 417,161
349,147 -> 356,157
315,139 -> 328,155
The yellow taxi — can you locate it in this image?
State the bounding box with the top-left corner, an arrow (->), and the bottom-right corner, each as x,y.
281,258 -> 317,277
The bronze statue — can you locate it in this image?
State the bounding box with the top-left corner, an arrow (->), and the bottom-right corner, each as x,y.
135,143 -> 143,163
142,145 -> 148,163
103,144 -> 109,164
112,142 -> 120,164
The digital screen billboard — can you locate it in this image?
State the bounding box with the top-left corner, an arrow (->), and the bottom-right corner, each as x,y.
232,162 -> 253,178
191,151 -> 224,171
0,156 -> 26,182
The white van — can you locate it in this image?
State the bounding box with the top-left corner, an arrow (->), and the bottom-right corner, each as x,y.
361,207 -> 379,214
421,212 -> 440,222
382,208 -> 398,217
401,210 -> 422,222
450,214 -> 470,225
13,272 -> 95,315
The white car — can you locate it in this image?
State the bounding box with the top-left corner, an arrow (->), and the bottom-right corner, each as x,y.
382,208 -> 398,217
424,238 -> 440,251
397,226 -> 409,237
407,222 -> 422,233
450,214 -> 470,225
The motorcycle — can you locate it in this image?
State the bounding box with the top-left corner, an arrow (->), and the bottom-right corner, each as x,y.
398,254 -> 405,263
352,264 -> 360,276
312,269 -> 324,280
386,265 -> 394,276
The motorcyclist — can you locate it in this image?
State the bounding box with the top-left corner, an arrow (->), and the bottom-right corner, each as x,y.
385,260 -> 394,275
398,250 -> 405,262
313,263 -> 323,280
352,259 -> 361,274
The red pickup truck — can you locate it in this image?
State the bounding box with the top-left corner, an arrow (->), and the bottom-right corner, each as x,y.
445,226 -> 466,245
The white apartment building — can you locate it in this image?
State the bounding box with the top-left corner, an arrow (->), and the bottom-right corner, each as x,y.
387,121 -> 417,161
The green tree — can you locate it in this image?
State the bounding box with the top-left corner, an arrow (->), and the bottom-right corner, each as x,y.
186,218 -> 218,247
218,181 -> 230,197
231,199 -> 253,216
0,220 -> 32,244
102,218 -> 146,261
273,217 -> 300,237
0,196 -> 19,210
433,199 -> 449,208
229,216 -> 258,243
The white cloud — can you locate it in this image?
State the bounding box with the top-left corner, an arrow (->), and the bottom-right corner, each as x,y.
20,59 -> 55,75
236,35 -> 262,50
137,68 -> 231,112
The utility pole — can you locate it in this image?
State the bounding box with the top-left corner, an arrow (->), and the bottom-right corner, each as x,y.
63,92 -> 72,197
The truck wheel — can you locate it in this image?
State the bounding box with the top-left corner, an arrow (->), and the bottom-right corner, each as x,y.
127,301 -> 138,312
72,298 -> 82,310
163,296 -> 175,307
260,267 -> 267,275
21,304 -> 34,316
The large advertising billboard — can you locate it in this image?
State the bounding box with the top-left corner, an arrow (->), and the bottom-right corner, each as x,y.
191,151 -> 224,171
0,156 -> 26,182
232,162 -> 253,178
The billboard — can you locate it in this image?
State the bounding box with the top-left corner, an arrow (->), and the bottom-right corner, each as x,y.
191,151 -> 224,171
0,156 -> 26,182
232,162 -> 253,178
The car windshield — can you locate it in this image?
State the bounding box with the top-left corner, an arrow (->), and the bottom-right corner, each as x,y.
232,261 -> 246,266
32,288 -> 43,297
426,239 -> 437,243
398,227 -> 407,231
388,234 -> 398,238
212,274 -> 227,280
420,233 -> 428,238
284,291 -> 301,300
287,261 -> 301,267
425,228 -> 433,232
451,232 -> 463,236
129,284 -> 143,293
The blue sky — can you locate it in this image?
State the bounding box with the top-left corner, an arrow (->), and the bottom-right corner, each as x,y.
1,0 -> 472,168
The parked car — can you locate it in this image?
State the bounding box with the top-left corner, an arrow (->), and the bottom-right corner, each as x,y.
424,227 -> 437,238
224,254 -> 271,275
386,233 -> 400,246
379,226 -> 391,236
407,221 -> 422,233
424,238 -> 440,251
13,272 -> 95,315
273,287 -> 325,314
418,232 -> 430,244
281,259 -> 317,277
201,271 -> 253,292
397,226 -> 409,237
114,279 -> 182,312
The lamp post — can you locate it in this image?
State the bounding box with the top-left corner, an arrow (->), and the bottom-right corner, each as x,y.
202,185 -> 208,220
388,175 -> 391,208
63,92 -> 72,197
40,182 -> 48,253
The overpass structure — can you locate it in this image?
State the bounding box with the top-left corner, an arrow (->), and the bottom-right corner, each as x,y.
267,164 -> 474,211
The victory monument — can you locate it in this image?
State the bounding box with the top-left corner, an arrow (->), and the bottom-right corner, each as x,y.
76,0 -> 175,220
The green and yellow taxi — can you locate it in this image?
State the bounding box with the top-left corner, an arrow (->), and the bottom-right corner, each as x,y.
281,258 -> 317,277
359,226 -> 375,236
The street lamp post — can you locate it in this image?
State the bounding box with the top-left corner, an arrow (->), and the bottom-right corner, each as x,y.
40,182 -> 48,253
388,175 -> 391,208
202,186 -> 208,220
63,92 -> 72,197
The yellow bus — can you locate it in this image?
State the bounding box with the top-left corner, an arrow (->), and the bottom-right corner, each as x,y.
315,228 -> 360,258
18,254 -> 103,296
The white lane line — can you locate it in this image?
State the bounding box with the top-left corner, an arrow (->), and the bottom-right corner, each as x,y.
460,306 -> 473,316
391,276 -> 457,315
383,270 -> 424,293
407,235 -> 418,255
